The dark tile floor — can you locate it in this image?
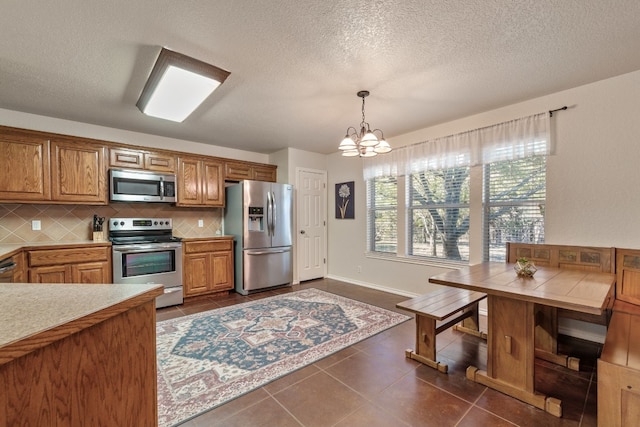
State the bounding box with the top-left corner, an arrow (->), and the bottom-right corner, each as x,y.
156,278 -> 601,426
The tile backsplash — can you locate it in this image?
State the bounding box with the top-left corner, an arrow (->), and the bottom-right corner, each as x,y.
0,203 -> 223,244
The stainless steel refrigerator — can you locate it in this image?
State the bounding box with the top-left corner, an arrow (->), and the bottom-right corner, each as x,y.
224,180 -> 294,295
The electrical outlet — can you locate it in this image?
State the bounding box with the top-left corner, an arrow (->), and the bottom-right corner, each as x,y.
357,265 -> 362,273
198,219 -> 204,228
32,220 -> 41,231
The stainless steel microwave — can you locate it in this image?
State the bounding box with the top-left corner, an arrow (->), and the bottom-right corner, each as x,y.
109,169 -> 176,203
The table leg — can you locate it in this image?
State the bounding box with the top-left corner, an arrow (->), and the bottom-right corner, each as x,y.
466,295 -> 563,417
534,305 -> 580,371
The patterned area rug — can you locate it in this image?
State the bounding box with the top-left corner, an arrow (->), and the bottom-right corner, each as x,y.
156,288 -> 409,426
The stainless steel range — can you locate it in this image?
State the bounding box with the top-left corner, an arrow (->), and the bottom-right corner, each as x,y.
109,218 -> 183,308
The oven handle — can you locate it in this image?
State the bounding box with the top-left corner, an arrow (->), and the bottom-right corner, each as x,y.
113,243 -> 182,253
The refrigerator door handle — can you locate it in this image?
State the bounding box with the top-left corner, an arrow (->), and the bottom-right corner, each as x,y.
266,190 -> 273,236
271,191 -> 277,236
267,191 -> 271,236
247,249 -> 289,255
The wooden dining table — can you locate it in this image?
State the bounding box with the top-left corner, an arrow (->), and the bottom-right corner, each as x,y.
429,262 -> 615,417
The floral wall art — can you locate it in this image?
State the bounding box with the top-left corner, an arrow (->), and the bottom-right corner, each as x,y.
335,181 -> 354,219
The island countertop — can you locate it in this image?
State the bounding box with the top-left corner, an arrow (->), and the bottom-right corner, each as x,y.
0,282 -> 162,365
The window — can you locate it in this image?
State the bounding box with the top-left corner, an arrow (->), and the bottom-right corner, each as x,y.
483,156 -> 546,261
367,176 -> 397,254
363,112 -> 549,264
408,167 -> 470,261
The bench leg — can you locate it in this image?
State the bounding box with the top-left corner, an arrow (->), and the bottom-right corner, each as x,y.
452,302 -> 488,339
405,314 -> 448,373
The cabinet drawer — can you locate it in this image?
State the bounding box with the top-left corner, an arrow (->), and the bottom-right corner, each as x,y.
144,153 -> 175,172
28,247 -> 109,267
110,148 -> 144,169
184,240 -> 233,254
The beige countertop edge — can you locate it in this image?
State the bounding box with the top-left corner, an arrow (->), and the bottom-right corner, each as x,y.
0,240 -> 111,259
0,236 -> 236,259
179,235 -> 235,242
0,283 -> 162,365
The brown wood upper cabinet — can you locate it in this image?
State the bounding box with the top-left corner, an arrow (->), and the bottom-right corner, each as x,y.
109,146 -> 176,173
177,156 -> 225,207
225,160 -> 276,182
0,129 -> 51,201
51,139 -> 108,204
0,127 -> 107,204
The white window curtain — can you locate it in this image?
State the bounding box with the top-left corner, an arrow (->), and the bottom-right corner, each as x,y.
363,112 -> 551,180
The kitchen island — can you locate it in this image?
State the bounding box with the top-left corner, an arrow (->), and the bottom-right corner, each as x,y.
0,282 -> 162,426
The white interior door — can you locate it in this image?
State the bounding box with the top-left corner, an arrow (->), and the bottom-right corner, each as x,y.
296,168 -> 327,282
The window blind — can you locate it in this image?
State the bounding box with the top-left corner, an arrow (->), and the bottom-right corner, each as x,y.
483,156 -> 546,261
366,177 -> 397,254
408,167 -> 470,261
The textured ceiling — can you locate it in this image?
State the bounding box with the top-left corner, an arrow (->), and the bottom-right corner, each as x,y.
1,1 -> 640,155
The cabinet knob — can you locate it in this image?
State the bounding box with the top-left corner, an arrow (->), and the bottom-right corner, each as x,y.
300,230 -> 305,234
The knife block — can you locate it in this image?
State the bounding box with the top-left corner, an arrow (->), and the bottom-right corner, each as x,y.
92,231 -> 105,242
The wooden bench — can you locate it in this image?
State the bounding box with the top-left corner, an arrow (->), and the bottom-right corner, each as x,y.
396,287 -> 487,373
598,301 -> 640,426
598,248 -> 640,425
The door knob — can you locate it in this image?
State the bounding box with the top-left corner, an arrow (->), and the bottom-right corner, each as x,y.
300,230 -> 305,234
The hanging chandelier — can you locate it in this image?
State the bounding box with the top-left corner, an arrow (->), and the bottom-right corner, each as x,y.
338,90 -> 391,157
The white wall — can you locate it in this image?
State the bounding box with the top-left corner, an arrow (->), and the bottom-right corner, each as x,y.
270,148 -> 328,284
326,69 -> 640,304
0,108 -> 269,163
269,147 -> 328,185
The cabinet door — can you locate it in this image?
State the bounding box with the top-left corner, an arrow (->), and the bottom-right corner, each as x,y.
177,157 -> 202,206
51,140 -> 107,204
30,265 -> 69,283
144,153 -> 175,172
202,159 -> 224,206
211,251 -> 233,291
0,132 -> 51,201
253,165 -> 277,182
183,253 -> 211,296
224,161 -> 252,181
72,261 -> 110,284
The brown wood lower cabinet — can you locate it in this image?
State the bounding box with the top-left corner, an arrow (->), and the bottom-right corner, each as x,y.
27,244 -> 112,283
183,237 -> 234,297
0,284 -> 161,426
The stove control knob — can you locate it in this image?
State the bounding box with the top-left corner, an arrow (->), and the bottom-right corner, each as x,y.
120,221 -> 125,226
154,221 -> 158,225
159,221 -> 164,225
113,221 -> 118,227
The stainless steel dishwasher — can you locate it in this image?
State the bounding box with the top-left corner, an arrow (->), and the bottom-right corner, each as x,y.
0,257 -> 17,283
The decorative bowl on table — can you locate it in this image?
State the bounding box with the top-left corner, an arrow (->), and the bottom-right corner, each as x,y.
514,258 -> 537,277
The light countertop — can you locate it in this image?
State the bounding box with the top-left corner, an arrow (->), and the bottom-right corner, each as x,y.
0,240 -> 111,260
0,282 -> 162,364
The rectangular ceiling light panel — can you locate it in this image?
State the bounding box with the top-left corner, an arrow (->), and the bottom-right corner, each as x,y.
137,48 -> 230,122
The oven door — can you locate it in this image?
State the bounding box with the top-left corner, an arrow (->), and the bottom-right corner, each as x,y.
112,243 -> 183,308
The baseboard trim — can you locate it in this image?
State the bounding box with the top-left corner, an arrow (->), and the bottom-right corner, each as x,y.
325,274 -> 420,298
